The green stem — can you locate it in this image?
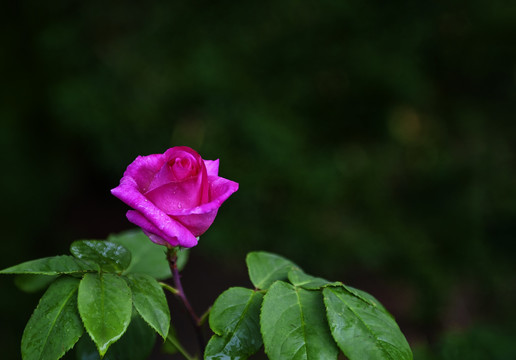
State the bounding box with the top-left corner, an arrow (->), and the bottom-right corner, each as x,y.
160,281 -> 180,295
198,306 -> 211,326
166,333 -> 197,360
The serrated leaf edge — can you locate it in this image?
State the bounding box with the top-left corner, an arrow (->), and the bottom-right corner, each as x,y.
79,273 -> 133,357
124,274 -> 170,340
323,287 -> 406,360
287,268 -> 345,290
21,278 -> 83,360
0,255 -> 99,275
260,281 -> 308,359
71,240 -> 131,273
246,252 -> 297,290
207,287 -> 263,359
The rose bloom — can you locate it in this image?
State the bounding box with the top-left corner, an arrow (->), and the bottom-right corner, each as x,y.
111,146 -> 238,248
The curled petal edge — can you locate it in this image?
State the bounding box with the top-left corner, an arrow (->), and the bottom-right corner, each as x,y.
126,210 -> 198,248
111,179 -> 199,247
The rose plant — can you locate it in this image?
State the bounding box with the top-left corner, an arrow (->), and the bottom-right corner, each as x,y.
1,146 -> 413,360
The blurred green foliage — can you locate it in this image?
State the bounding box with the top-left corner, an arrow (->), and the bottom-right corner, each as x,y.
1,0 -> 515,359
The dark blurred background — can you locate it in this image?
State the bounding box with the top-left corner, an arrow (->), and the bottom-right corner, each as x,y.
1,1 -> 516,359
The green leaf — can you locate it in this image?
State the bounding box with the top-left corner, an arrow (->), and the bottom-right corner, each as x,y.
71,240 -> 131,273
108,229 -> 172,279
261,281 -> 339,360
14,274 -> 59,293
341,285 -> 390,314
288,269 -> 390,313
0,255 -> 98,275
323,287 -> 413,360
287,268 -> 341,290
124,273 -> 170,339
75,310 -> 156,360
205,287 -> 264,360
21,276 -> 83,360
246,252 -> 297,290
78,273 -> 133,356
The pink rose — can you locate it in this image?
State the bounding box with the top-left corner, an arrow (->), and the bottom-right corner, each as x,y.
111,146 -> 239,248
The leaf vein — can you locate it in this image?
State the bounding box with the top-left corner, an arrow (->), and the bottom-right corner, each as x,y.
333,289 -> 395,360
219,292 -> 258,354
41,284 -> 78,356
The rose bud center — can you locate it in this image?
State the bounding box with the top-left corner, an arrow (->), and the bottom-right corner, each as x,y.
170,156 -> 196,181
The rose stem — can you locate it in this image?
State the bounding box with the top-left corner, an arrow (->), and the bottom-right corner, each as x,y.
167,248 -> 206,355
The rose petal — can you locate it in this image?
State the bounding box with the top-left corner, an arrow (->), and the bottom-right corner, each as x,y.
126,210 -> 198,247
143,231 -> 170,246
164,176 -> 239,216
204,159 -> 219,177
126,211 -> 171,246
164,146 -> 210,204
208,176 -> 240,206
162,177 -> 239,235
145,176 -> 204,212
174,210 -> 219,237
111,180 -> 199,247
123,154 -> 165,193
